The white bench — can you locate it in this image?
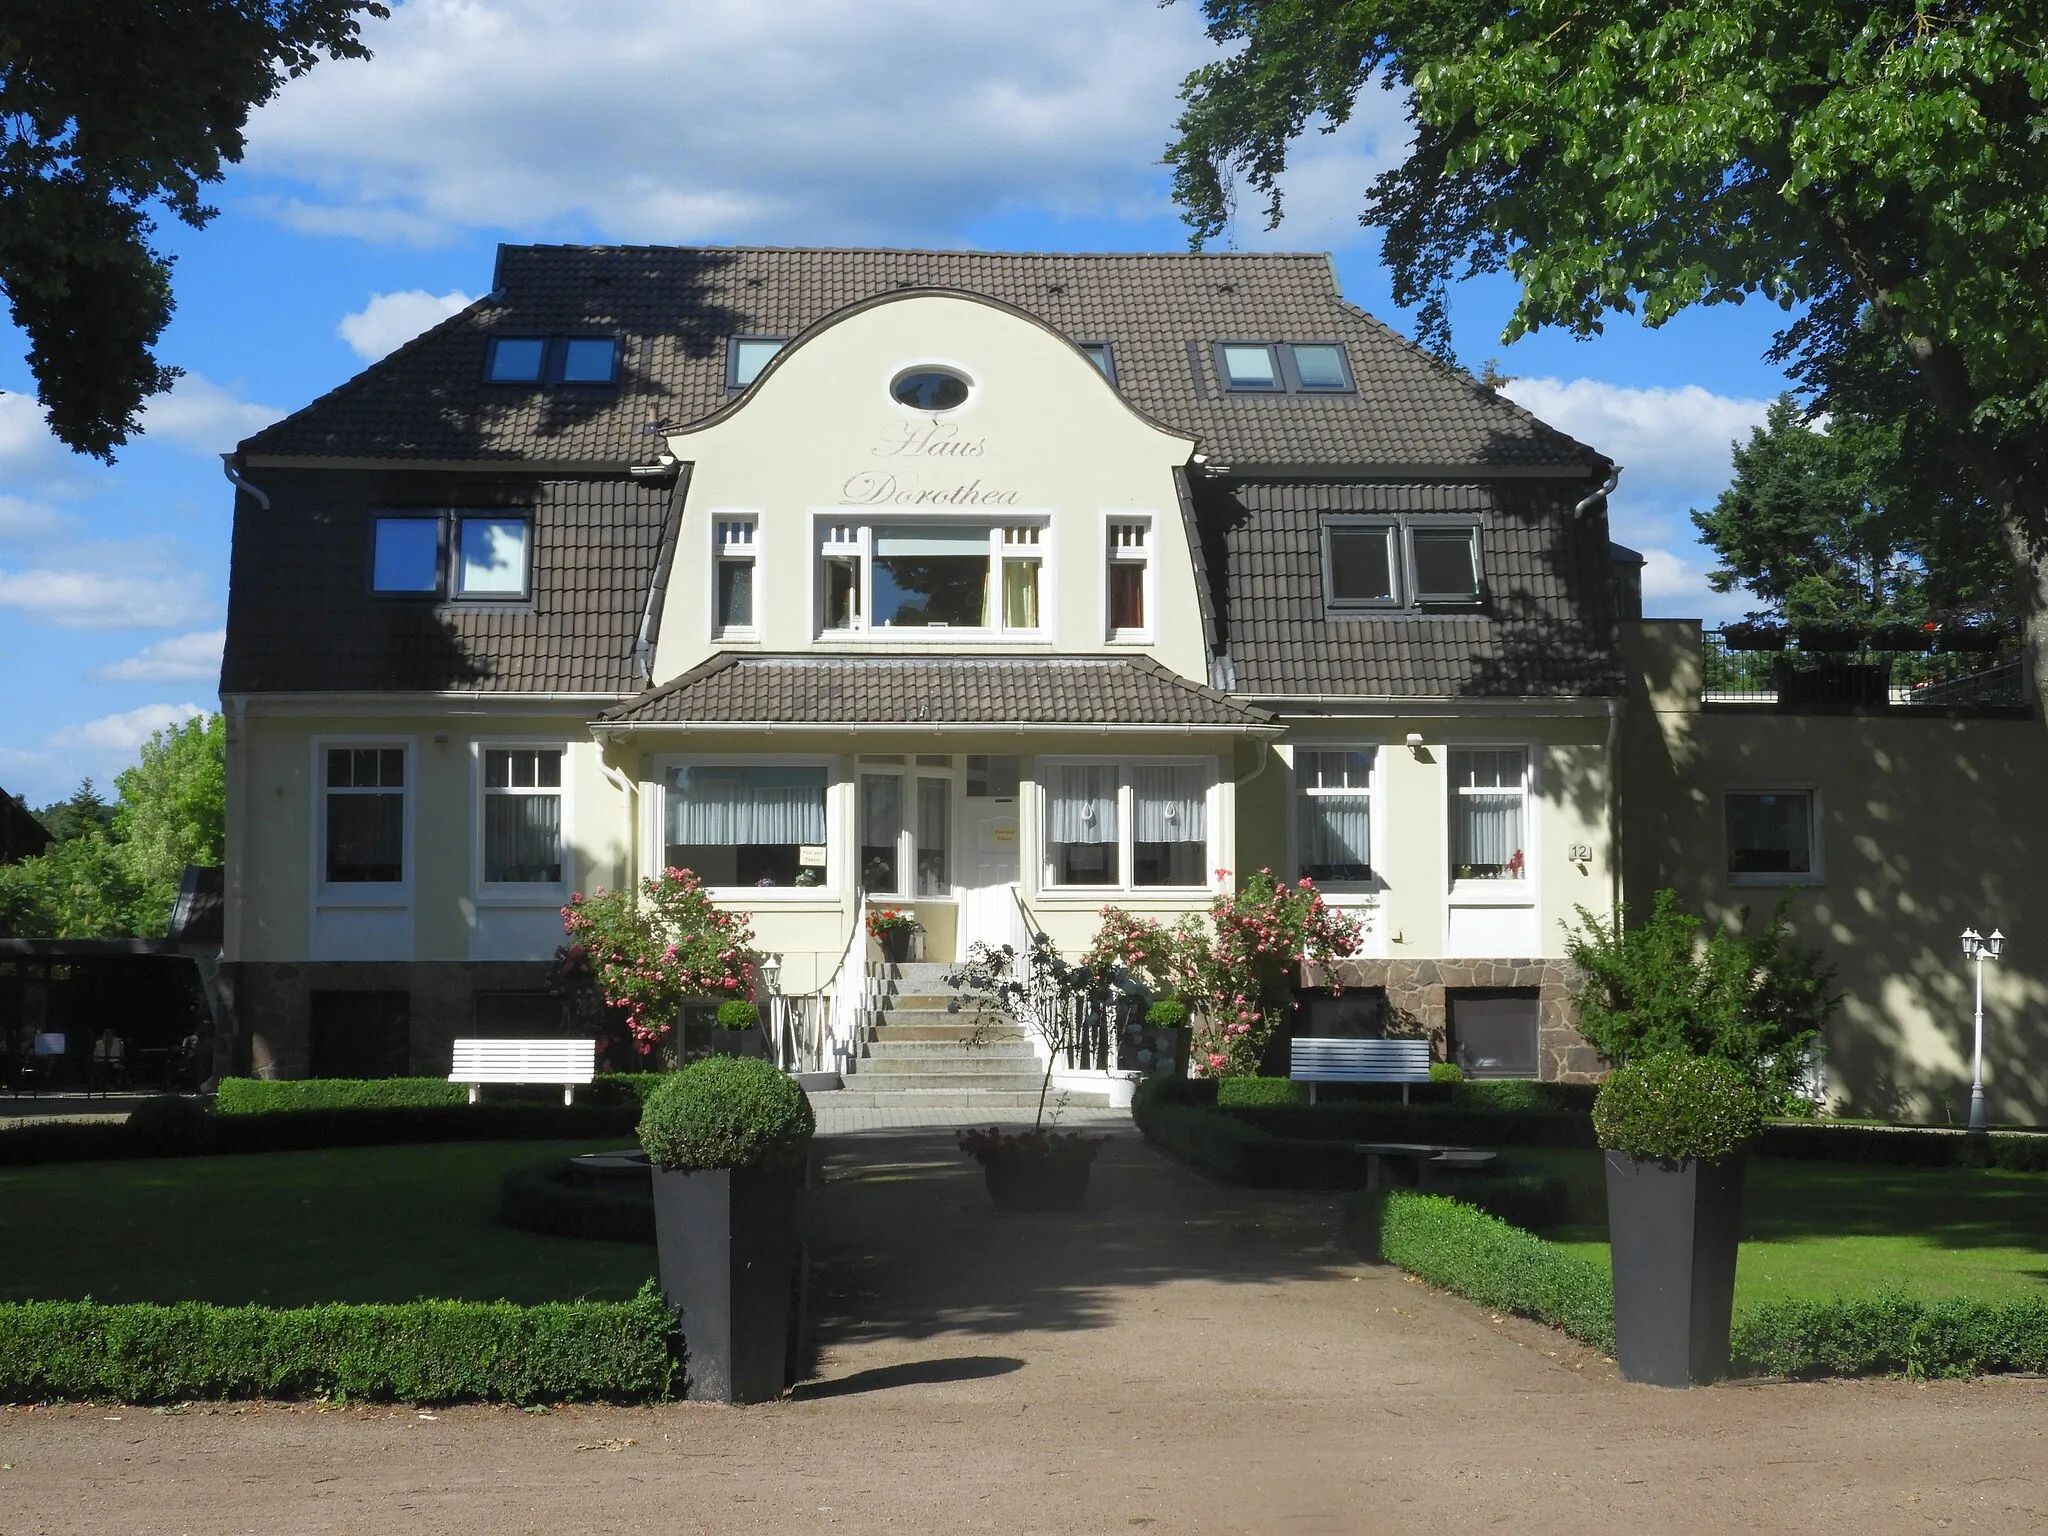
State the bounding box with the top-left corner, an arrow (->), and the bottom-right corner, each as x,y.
1289,1036 -> 1432,1104
450,1039 -> 597,1106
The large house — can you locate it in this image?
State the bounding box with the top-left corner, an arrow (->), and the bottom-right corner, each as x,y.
215,245 -> 2046,1122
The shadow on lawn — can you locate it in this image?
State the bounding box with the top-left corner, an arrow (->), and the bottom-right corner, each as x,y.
805,1134 -> 1349,1345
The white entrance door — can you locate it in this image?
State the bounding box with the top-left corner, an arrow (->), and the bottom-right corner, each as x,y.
958,785 -> 1024,957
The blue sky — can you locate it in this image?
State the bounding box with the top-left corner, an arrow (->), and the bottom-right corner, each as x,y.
0,0 -> 1793,808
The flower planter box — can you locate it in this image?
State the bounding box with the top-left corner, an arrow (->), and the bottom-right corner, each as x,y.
650,1162 -> 803,1403
877,927 -> 914,964
1604,1151 -> 1746,1387
960,1129 -> 1105,1212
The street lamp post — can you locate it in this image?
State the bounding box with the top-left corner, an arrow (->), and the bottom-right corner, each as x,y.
1960,927 -> 2005,1134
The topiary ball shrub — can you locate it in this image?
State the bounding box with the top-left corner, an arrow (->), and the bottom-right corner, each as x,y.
1428,1060 -> 1465,1084
1145,999 -> 1189,1029
1594,1054 -> 1765,1163
125,1094 -> 214,1156
714,1000 -> 759,1031
637,1057 -> 813,1172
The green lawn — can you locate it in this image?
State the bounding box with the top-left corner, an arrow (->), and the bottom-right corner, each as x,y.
1507,1149 -> 2048,1307
0,1141 -> 653,1306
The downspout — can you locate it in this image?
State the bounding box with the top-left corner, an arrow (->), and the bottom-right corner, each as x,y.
220,454 -> 271,511
1574,466 -> 1620,519
1575,465 -> 1625,914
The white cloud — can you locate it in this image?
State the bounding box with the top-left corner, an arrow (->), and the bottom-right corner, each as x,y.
48,703 -> 209,754
0,567 -> 214,629
1501,377 -> 1773,496
0,495 -> 69,542
96,629 -> 227,683
0,391 -> 95,497
337,289 -> 478,360
243,0 -> 1220,245
138,374 -> 287,455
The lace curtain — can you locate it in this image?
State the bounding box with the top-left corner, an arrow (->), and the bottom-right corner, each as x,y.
1049,764 -> 1118,844
667,765 -> 827,845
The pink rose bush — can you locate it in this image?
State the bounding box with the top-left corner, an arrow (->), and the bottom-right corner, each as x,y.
558,867 -> 759,1055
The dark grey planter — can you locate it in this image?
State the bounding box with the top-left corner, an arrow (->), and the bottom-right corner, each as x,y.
707,1028 -> 769,1059
650,1162 -> 802,1404
1604,1151 -> 1746,1387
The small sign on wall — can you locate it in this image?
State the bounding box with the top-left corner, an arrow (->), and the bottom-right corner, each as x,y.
798,845 -> 827,867
991,825 -> 1017,845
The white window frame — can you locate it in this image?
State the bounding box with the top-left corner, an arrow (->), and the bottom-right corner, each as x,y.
1287,744 -> 1386,895
1723,785 -> 1824,887
709,511 -> 762,642
1444,742 -> 1536,900
808,512 -> 1052,642
1037,755 -> 1217,897
1102,513 -> 1155,644
311,736 -> 414,908
471,740 -> 573,905
651,752 -> 841,902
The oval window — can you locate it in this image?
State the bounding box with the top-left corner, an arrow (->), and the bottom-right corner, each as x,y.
891,368 -> 971,411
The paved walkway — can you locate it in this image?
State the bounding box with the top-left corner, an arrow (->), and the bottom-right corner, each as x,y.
807,1094 -> 1132,1135
5,1130 -> 2045,1533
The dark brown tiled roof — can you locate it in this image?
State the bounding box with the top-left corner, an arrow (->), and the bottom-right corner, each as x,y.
241,246 -> 1602,472
600,653 -> 1276,728
1208,480 -> 1624,698
220,470 -> 674,694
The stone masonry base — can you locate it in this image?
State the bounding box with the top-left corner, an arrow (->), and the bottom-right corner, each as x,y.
1318,957 -> 1602,1083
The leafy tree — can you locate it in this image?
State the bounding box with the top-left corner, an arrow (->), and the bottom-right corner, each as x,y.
34,780 -> 116,843
1692,395 -> 2016,627
1,1 -> 387,459
1563,889 -> 1835,1089
112,713 -> 227,927
1167,1 -> 2048,711
0,828 -> 146,938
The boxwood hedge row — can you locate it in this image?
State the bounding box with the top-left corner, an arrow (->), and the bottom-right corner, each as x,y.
214,1075 -> 666,1115
0,1283 -> 681,1404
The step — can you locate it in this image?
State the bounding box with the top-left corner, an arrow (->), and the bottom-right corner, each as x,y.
842,1069 -> 1053,1092
815,1088 -> 1116,1110
880,963 -> 961,989
865,1041 -> 1039,1061
875,993 -> 986,1012
868,1022 -> 1030,1044
861,1055 -> 1047,1077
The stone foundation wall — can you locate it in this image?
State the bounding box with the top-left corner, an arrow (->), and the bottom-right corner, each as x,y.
1318,957 -> 1602,1083
221,960 -> 556,1080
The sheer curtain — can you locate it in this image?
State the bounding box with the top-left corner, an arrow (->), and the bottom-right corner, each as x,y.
485,795 -> 561,883
1300,796 -> 1369,871
1050,765 -> 1118,843
667,766 -> 827,845
1133,765 -> 1206,843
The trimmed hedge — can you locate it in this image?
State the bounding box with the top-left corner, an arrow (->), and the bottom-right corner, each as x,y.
1226,1102 -> 1598,1150
0,1103 -> 641,1168
498,1159 -> 653,1244
214,1074 -> 667,1115
1758,1122 -> 2048,1172
1732,1293 -> 2048,1379
0,1283 -> 681,1404
1138,1103 -> 1367,1187
1358,1192 -> 1616,1351
1216,1076 -> 1307,1108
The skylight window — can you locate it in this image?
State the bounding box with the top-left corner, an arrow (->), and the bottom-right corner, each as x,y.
727,336 -> 787,389
1079,342 -> 1117,381
1290,343 -> 1351,391
1212,341 -> 1356,394
558,337 -> 618,383
1218,344 -> 1281,390
486,338 -> 546,383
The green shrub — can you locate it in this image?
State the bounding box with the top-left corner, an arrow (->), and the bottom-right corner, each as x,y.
1594,1054 -> 1766,1162
1145,999 -> 1190,1029
1358,1191 -> 1616,1351
1732,1292 -> 2048,1379
1134,1077 -> 1217,1113
0,1284 -> 680,1404
1758,1122 -> 2048,1171
1223,1102 -> 1597,1150
214,1078 -> 470,1114
715,1000 -> 758,1031
123,1095 -> 214,1155
590,1073 -> 667,1108
1452,1080 -> 1600,1115
1216,1076 -> 1306,1108
1438,1169 -> 1574,1231
1137,1103 -> 1365,1188
637,1057 -> 814,1171
498,1160 -> 653,1244
1428,1060 -> 1465,1084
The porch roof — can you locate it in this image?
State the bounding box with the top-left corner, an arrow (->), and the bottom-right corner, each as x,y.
598,653 -> 1278,731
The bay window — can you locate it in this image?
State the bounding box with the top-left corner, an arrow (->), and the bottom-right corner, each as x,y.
817,521 -> 1047,636
481,747 -> 563,886
1449,748 -> 1528,883
1046,760 -> 1210,890
1296,749 -> 1374,882
665,764 -> 829,888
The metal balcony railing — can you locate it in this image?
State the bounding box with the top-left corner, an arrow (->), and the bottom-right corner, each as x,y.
1701,629 -> 2026,712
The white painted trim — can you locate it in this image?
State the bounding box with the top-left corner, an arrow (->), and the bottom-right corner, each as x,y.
308,734 -> 416,915
707,507 -> 765,645
1100,510 -> 1157,645
805,507 -> 1055,642
1282,740 -> 1389,899
469,737 -> 575,907
1036,752 -> 1220,897
1441,739 -> 1540,933
1722,783 -> 1826,887
649,750 -> 843,900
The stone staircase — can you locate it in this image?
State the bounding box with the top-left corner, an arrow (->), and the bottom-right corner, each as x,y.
830,963 -> 1113,1111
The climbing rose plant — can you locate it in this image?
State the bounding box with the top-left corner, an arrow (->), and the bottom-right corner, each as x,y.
558,867 -> 759,1055
1085,871 -> 1363,1079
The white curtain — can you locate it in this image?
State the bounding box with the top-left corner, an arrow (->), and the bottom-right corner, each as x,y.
1453,793 -> 1523,868
1300,795 -> 1369,869
1133,765 -> 1206,843
485,795 -> 561,883
667,765 -> 827,845
1050,764 -> 1118,844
